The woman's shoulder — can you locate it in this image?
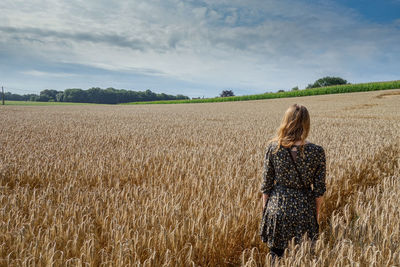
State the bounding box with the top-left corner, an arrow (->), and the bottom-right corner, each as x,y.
265,140 -> 324,152
264,141 -> 278,156
304,142 -> 324,153
266,140 -> 278,150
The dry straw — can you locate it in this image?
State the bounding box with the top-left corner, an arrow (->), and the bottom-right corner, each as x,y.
1,89 -> 399,266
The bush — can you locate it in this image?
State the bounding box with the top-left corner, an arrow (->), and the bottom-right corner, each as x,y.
220,90 -> 235,97
307,76 -> 348,89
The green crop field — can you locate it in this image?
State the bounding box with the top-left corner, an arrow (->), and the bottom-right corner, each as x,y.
120,80 -> 400,105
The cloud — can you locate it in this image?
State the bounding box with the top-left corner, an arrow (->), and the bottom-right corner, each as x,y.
0,26 -> 156,52
0,0 -> 399,96
21,70 -> 78,77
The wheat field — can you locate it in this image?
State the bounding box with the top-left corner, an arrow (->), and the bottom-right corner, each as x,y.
1,89 -> 400,266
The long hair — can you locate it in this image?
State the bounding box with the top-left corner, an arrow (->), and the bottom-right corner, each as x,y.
268,104 -> 310,158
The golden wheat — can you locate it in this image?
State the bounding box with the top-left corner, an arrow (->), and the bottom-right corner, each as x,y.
1,89 -> 399,266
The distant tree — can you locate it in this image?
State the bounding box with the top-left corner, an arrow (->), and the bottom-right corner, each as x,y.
86,87 -> 105,103
30,95 -> 40,101
39,89 -> 60,102
63,88 -> 88,103
38,95 -> 50,102
104,87 -> 119,104
277,89 -> 285,93
176,94 -> 189,100
220,90 -> 235,97
4,92 -> 35,101
291,86 -> 299,91
55,92 -> 64,102
306,76 -> 348,89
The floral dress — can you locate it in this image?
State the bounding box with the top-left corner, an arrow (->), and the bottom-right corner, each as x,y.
259,141 -> 326,249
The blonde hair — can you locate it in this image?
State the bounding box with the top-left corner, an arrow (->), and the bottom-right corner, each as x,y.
268,104 -> 310,158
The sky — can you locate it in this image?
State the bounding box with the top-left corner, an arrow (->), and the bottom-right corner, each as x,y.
1,0 -> 399,98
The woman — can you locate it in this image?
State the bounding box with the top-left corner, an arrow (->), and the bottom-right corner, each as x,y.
259,103 -> 326,258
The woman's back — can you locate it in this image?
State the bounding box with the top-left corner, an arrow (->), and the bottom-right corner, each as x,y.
262,141 -> 326,196
259,140 -> 326,251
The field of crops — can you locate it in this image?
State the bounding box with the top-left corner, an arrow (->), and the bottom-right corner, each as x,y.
1,88 -> 399,266
122,80 -> 400,105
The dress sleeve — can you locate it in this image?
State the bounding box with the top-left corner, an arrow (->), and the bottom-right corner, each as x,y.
260,144 -> 275,195
313,146 -> 326,198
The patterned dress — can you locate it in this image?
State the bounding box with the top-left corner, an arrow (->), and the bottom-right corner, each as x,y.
259,141 -> 326,249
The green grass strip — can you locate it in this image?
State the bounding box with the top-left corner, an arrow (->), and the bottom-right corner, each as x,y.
120,80 -> 400,105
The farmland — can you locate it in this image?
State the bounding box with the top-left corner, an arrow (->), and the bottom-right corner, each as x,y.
1,88 -> 400,266
122,80 -> 400,105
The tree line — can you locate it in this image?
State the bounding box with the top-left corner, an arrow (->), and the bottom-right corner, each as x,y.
5,76 -> 349,103
4,87 -> 190,104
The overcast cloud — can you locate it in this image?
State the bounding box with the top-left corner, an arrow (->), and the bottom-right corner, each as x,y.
1,0 -> 399,97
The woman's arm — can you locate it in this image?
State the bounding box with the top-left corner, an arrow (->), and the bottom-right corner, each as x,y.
313,146 -> 326,223
260,144 -> 275,207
